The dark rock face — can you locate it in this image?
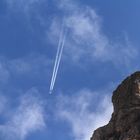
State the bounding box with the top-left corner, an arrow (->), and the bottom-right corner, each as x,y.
91,71 -> 140,140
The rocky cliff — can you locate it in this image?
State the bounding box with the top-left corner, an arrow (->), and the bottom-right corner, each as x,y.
91,71 -> 140,140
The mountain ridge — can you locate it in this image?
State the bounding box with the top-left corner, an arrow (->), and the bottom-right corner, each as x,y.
91,71 -> 140,140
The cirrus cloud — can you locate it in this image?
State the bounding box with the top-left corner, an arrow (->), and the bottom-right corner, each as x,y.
48,0 -> 138,70
0,88 -> 46,140
55,89 -> 113,140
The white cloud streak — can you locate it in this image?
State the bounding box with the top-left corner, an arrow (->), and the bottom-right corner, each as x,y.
50,24 -> 67,94
56,89 -> 113,140
0,89 -> 46,140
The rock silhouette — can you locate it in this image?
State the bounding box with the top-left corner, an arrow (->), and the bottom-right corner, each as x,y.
91,71 -> 140,140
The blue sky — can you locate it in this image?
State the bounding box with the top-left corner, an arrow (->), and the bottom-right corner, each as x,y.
0,0 -> 140,140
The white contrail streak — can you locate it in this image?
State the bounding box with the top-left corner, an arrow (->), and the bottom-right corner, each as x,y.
49,25 -> 64,93
50,28 -> 67,93
50,27 -> 65,91
51,28 -> 67,91
49,25 -> 67,94
49,27 -> 67,94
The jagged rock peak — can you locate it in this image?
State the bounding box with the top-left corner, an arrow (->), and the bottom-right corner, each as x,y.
91,71 -> 140,140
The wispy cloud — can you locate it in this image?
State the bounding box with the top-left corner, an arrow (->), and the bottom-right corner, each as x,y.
6,0 -> 44,12
0,61 -> 10,85
48,0 -> 138,69
0,95 -> 8,114
0,88 -> 46,140
5,0 -> 138,69
7,54 -> 51,76
55,89 -> 113,140
0,54 -> 52,87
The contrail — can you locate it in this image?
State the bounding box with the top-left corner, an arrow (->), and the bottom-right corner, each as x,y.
49,27 -> 67,94
49,24 -> 67,94
50,25 -> 65,92
50,28 -> 67,93
49,25 -> 64,93
51,27 -> 67,92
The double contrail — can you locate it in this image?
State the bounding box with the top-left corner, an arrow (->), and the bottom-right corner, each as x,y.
49,24 -> 67,94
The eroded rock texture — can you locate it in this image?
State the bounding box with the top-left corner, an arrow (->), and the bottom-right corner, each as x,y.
91,71 -> 140,140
